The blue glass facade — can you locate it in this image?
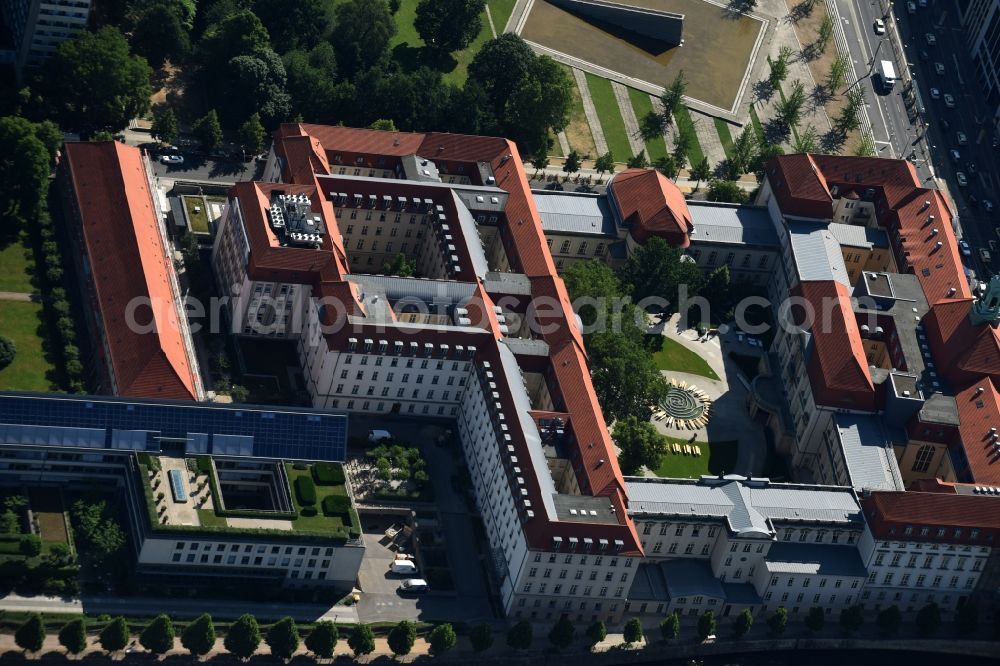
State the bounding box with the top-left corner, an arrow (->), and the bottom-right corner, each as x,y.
0,392 -> 347,461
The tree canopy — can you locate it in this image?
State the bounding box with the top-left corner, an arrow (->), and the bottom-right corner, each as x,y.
140,615 -> 175,655
767,607 -> 788,636
506,621 -> 532,650
586,620 -> 607,646
618,236 -> 705,306
130,2 -> 191,67
99,617 -> 130,653
332,0 -> 397,75
59,619 -> 88,655
697,611 -> 717,640
0,116 -> 53,223
15,614 -> 45,653
151,107 -> 179,145
623,617 -> 644,645
548,617 -> 575,649
613,416 -> 667,474
304,621 -> 337,659
181,613 -> 216,657
253,0 -> 329,52
415,0 -> 485,54
347,624 -> 375,657
238,113 -> 266,155
733,608 -> 753,638
266,617 -> 300,661
224,614 -> 261,660
660,613 -> 680,641
469,624 -> 493,652
387,620 -> 416,657
427,623 -> 457,655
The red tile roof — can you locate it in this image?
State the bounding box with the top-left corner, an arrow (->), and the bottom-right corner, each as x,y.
63,142 -> 198,401
609,169 -> 692,246
863,490 -> 1000,544
764,154 -> 833,219
954,377 -> 1000,484
792,280 -> 876,410
924,299 -> 1000,386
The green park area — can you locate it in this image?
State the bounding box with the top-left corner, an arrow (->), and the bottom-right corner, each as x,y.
182,196 -> 209,233
654,437 -> 738,479
285,463 -> 355,533
389,0 -> 494,85
585,73 -> 634,161
0,301 -> 59,392
649,336 -> 720,381
0,235 -> 35,293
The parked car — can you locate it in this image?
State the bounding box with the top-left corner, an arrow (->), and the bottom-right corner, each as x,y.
959,240 -> 972,257
907,1 -> 916,13
399,579 -> 429,594
929,87 -> 941,99
956,171 -> 968,187
389,560 -> 418,575
925,33 -> 937,46
950,149 -> 961,162
957,132 -> 968,146
944,94 -> 956,108
984,200 -> 994,213
368,429 -> 392,443
934,62 -> 945,75
160,154 -> 184,165
874,19 -> 886,35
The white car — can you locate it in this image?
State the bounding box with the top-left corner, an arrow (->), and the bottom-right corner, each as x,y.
399,578 -> 428,594
957,132 -> 968,146
925,33 -> 937,46
934,62 -> 945,75
944,94 -> 956,108
929,88 -> 941,99
874,19 -> 886,35
160,154 -> 184,165
956,172 -> 968,187
958,240 -> 972,257
949,149 -> 961,162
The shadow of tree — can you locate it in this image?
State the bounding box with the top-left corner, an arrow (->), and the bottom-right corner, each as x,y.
787,1 -> 815,23
752,79 -> 775,104
812,83 -> 833,106
391,43 -> 458,76
821,128 -> 847,152
763,118 -> 790,144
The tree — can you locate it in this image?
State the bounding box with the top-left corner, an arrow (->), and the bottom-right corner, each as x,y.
707,180 -> 748,203
752,143 -> 784,178
347,624 -> 375,658
253,0 -> 329,52
689,156 -> 711,190
15,614 -> 45,653
876,605 -> 901,636
427,623 -> 456,656
853,134 -> 876,157
623,617 -> 643,646
19,534 -> 41,556
140,614 -> 175,655
200,10 -> 271,70
304,621 -> 337,659
659,70 -> 687,127
697,611 -> 716,641
613,416 -> 667,475
151,107 -> 179,145
563,149 -> 582,175
506,620 -> 533,650
131,2 -> 191,67
369,118 -> 397,131
956,601 -> 979,636
69,500 -> 125,566
0,116 -> 57,223
469,33 -> 537,117
775,79 -> 807,130
387,620 -> 416,657
504,55 -> 572,157
733,608 -> 753,638
618,236 -> 703,305
99,617 -> 130,654
225,48 -> 291,127
768,47 -> 791,88
415,0 -> 485,54
266,617 -> 299,661
639,111 -> 665,141
839,605 -> 864,634
181,613 -> 216,658
817,14 -> 834,52
660,613 -> 680,641
594,151 -> 615,178
548,617 -> 575,650
728,125 -> 759,179
586,620 -> 607,646
805,607 -> 825,633
826,54 -> 850,93
332,0 -> 397,75
835,88 -> 864,133
531,154 -> 550,174
42,27 -> 152,133
469,624 -> 493,652
767,607 -> 788,636
225,614 -> 262,660
237,113 -> 266,156
791,123 -> 819,153
653,154 -> 679,180
916,602 -> 941,635
626,149 -> 649,169
381,252 -> 416,277
589,331 -> 668,421
193,110 -> 223,152
701,265 -> 732,313
59,618 -> 88,655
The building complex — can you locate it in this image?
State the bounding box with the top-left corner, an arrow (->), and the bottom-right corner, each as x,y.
0,0 -> 90,79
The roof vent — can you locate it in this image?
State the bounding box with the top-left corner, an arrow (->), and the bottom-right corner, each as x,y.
875,326 -> 884,335
902,390 -> 911,397
977,387 -> 985,395
935,241 -> 943,249
931,228 -> 938,236
948,287 -> 956,296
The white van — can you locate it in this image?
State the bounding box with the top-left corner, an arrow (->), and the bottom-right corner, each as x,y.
399,578 -> 428,594
368,429 -> 392,443
390,560 -> 418,575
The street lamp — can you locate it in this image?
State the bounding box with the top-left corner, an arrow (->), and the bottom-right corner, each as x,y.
846,40 -> 885,96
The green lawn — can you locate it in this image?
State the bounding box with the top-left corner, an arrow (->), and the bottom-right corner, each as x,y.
653,437 -> 738,479
715,117 -> 735,160
0,234 -> 36,293
748,105 -> 765,142
627,87 -> 667,161
0,300 -> 59,392
183,196 -> 209,234
584,73 -> 635,162
649,336 -> 720,381
389,0 -> 492,86
197,509 -> 228,528
285,464 -> 348,533
673,106 -> 706,168
488,0 -> 518,33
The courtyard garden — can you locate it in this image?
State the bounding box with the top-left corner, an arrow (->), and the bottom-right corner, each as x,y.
0,301 -> 60,392
653,437 -> 738,479
348,440 -> 433,503
0,490 -> 78,596
649,336 -> 720,381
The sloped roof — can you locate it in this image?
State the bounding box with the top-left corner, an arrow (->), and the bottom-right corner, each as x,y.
764,153 -> 833,219
954,377 -> 1000,485
63,142 -> 197,402
609,168 -> 692,246
863,490 -> 1000,542
923,299 -> 1000,385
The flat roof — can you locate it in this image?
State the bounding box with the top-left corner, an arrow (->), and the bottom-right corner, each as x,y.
765,542 -> 868,577
788,220 -> 851,287
687,202 -> 780,247
532,191 -> 618,236
834,414 -> 905,492
828,222 -> 889,249
553,494 -> 619,524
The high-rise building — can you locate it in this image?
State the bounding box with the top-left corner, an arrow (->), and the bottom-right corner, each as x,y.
0,0 -> 90,79
960,0 -> 1000,133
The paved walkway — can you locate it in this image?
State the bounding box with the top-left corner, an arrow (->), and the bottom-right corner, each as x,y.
0,291 -> 39,302
650,95 -> 677,153
485,4 -> 498,38
611,80 -> 646,158
690,109 -> 728,170
556,130 -> 571,156
572,67 -> 609,156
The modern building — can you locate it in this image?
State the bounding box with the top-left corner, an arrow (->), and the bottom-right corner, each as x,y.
60,142 -> 203,402
0,0 -> 90,79
959,0 -> 1000,133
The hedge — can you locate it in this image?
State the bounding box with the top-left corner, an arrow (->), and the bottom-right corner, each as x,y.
295,476 -> 317,506
321,495 -> 350,516
312,462 -> 345,486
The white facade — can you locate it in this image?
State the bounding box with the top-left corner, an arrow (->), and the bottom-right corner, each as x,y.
1,0 -> 91,77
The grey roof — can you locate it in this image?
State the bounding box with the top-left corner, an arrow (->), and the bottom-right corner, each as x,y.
828,222 -> 889,249
765,543 -> 868,578
687,202 -> 780,247
347,274 -> 478,304
399,154 -> 442,182
628,559 -> 726,601
788,220 -> 850,287
553,494 -> 618,524
502,338 -> 550,357
919,392 -> 961,426
626,475 -> 863,536
484,271 -> 533,296
834,414 -> 905,492
450,190 -> 491,279
532,191 -> 618,237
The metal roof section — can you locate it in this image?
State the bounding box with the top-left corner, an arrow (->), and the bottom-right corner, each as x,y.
399,154 -> 442,182
532,191 -> 618,237
834,414 -> 906,492
449,189 -> 491,279
347,274 -> 478,304
626,475 -> 863,535
827,222 -> 889,249
686,202 -> 780,246
787,220 -> 851,287
764,542 -> 868,577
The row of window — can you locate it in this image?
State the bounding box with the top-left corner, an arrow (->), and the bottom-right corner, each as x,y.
689,249 -> 771,269
546,238 -> 607,257
326,398 -> 458,416
531,552 -> 633,567
521,583 -> 625,597
333,384 -> 459,402
527,567 -> 629,582
871,571 -> 976,589
872,551 -> 983,570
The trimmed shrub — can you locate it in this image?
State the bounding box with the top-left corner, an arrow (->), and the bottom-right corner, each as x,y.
300,507 -> 317,517
51,299 -> 71,316
313,462 -> 345,485
295,475 -> 317,505
46,265 -> 63,283
0,337 -> 16,369
321,494 -> 350,516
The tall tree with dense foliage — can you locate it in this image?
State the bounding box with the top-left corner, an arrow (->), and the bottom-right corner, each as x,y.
69,500 -> 125,567
586,620 -> 607,646
200,10 -> 271,67
839,605 -> 864,634
613,416 -> 667,474
151,107 -> 179,145
15,614 -> 45,653
733,608 -> 753,638
594,152 -> 615,179
265,617 -> 299,661
181,613 -> 216,658
623,617 -> 644,646
387,620 -> 416,657
618,236 -> 705,305
193,110 -> 223,152
589,328 -> 668,421
470,624 -> 493,652
697,611 -> 717,640
506,621 -> 532,650
332,0 -> 397,75
254,0 -> 329,52
0,116 -> 50,224
767,607 -> 788,636
548,616 -> 575,649
224,48 -> 291,127
225,614 -> 261,660
468,33 -> 535,116
130,2 -> 191,67
283,43 -> 346,123
877,605 -> 901,635
805,606 -> 825,633
42,27 -> 152,133
689,156 -> 711,190
59,618 -> 88,655
304,621 -> 337,659
99,617 -> 129,654
347,624 -> 375,657
415,0 -> 485,54
916,602 -> 941,635
660,612 -> 680,641
238,113 -> 266,156
659,70 -> 687,127
140,615 -> 175,655
428,623 -> 457,655
562,259 -> 629,328
707,179 -> 748,203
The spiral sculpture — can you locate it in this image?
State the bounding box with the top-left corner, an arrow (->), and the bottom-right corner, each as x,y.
656,379 -> 712,429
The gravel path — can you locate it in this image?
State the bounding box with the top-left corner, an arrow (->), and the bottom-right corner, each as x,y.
572,67 -> 609,156
611,80 -> 646,158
